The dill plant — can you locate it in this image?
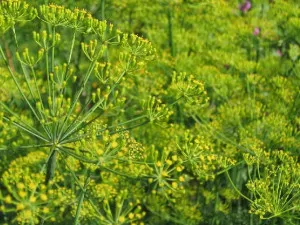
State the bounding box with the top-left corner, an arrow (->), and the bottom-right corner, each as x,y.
1,0 -> 300,225
0,0 -> 211,224
0,1 -> 173,224
95,0 -> 300,224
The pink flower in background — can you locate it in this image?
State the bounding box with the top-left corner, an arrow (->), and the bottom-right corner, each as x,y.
253,27 -> 260,36
240,1 -> 251,13
276,49 -> 282,57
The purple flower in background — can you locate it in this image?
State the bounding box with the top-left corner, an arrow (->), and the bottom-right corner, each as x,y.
253,27 -> 260,36
276,49 -> 282,57
240,1 -> 251,13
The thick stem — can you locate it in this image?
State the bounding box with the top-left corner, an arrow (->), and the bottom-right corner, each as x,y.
101,0 -> 105,20
45,148 -> 57,185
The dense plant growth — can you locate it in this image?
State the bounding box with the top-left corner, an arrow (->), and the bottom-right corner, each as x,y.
0,0 -> 299,224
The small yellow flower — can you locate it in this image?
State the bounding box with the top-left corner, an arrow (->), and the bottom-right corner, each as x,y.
176,166 -> 184,172
128,213 -> 134,219
179,176 -> 185,182
119,216 -> 125,223
40,194 -> 48,201
161,170 -> 168,177
29,196 -> 36,203
111,141 -> 118,148
23,210 -> 32,219
172,182 -> 178,188
18,191 -> 27,198
29,182 -> 36,190
156,161 -> 162,167
4,195 -> 12,204
43,207 -> 50,214
16,203 -> 25,211
17,183 -> 25,189
166,159 -> 172,165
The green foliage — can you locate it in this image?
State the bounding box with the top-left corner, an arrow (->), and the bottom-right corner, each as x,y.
0,0 -> 299,224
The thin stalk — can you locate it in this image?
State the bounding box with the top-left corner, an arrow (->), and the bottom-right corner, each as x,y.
67,31 -> 77,67
58,98 -> 93,139
57,59 -> 98,141
60,70 -> 126,141
16,62 -> 51,138
59,147 -> 98,164
60,98 -> 105,141
51,26 -> 56,73
0,44 -> 43,126
61,152 -> 96,203
45,47 -> 51,98
13,143 -> 52,150
19,63 -> 36,101
281,176 -> 300,208
100,165 -> 137,179
30,65 -> 45,111
109,119 -> 149,135
51,27 -> 56,143
101,0 -> 105,20
60,30 -> 76,97
59,115 -> 147,145
225,169 -> 253,203
29,65 -> 52,138
3,116 -> 49,142
169,95 -> 184,106
215,160 -> 244,176
73,171 -> 90,225
12,25 -> 19,50
108,115 -> 147,127
1,102 -> 49,141
167,7 -> 175,57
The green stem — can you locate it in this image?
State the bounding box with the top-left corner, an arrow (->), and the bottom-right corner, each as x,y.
74,171 -> 90,225
60,30 -> 76,94
3,116 -> 49,142
51,26 -> 56,128
45,148 -> 57,184
57,59 -> 98,141
1,102 -> 49,141
60,70 -> 126,141
167,7 -> 175,57
60,98 -> 105,141
101,0 -> 105,20
59,115 -> 147,145
59,147 -> 98,164
12,25 -> 19,50
30,147 -> 56,197
0,44 -> 44,128
45,47 -> 51,99
29,65 -> 52,138
109,119 -> 149,135
108,115 -> 147,128
169,96 -> 184,106
225,169 -> 253,203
